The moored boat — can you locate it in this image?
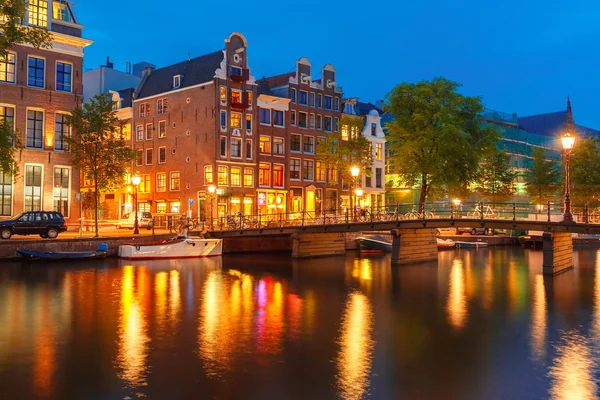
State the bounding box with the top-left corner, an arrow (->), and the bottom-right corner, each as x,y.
454,241 -> 488,248
17,243 -> 109,261
118,236 -> 222,260
437,238 -> 456,249
357,235 -> 392,253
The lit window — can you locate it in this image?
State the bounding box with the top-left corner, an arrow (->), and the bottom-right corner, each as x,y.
231,90 -> 242,104
0,53 -> 16,83
139,175 -> 150,193
243,168 -> 254,187
231,112 -> 242,129
56,62 -> 72,92
156,173 -> 166,192
230,167 -> 241,186
218,166 -> 227,185
316,161 -> 326,181
139,102 -> 150,118
204,165 -> 213,185
54,113 -> 70,151
53,167 -> 69,216
145,123 -> 152,140
259,163 -> 270,186
170,171 -> 180,191
157,202 -> 167,213
375,143 -> 383,161
259,136 -> 271,154
28,0 -> 48,27
52,0 -> 71,22
24,165 -> 42,211
158,120 -> 166,138
0,171 -> 13,216
220,86 -> 227,102
157,98 -> 168,114
273,165 -> 284,187
28,57 -> 45,88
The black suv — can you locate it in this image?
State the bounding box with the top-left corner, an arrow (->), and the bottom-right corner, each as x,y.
0,211 -> 68,239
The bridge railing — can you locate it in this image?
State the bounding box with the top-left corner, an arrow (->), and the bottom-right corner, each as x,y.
187,201 -> 599,232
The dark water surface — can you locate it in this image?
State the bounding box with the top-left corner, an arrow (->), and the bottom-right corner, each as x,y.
1,248 -> 600,399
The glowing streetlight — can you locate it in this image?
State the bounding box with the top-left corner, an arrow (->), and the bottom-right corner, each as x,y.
350,166 -> 361,221
561,132 -> 575,222
355,188 -> 364,197
131,174 -> 141,234
350,165 -> 360,178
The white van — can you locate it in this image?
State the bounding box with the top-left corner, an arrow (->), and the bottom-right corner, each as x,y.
117,212 -> 153,229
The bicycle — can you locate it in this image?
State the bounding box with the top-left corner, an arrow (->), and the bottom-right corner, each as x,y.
467,204 -> 497,219
405,205 -> 434,220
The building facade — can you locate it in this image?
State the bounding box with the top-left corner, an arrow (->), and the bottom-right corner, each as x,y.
0,0 -> 92,220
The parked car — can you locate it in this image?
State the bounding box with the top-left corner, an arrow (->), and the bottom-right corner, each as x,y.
0,211 -> 68,239
117,212 -> 153,230
456,227 -> 494,236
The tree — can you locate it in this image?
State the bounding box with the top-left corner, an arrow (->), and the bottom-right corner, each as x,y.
65,94 -> 136,236
476,148 -> 516,203
0,119 -> 20,177
316,114 -> 372,210
524,147 -> 560,205
385,77 -> 498,212
0,0 -> 52,59
569,137 -> 600,206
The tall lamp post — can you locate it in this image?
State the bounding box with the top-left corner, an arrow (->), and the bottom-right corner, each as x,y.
131,175 -> 141,234
350,165 -> 360,221
354,188 -> 363,219
207,185 -> 216,230
561,132 -> 575,222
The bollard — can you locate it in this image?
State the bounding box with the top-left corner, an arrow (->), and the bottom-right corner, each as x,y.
512,203 -> 516,222
547,201 -> 551,222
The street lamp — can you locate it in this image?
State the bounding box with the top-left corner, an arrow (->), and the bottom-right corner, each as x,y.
561,132 -> 575,222
350,166 -> 360,221
131,174 -> 141,234
208,185 -> 216,230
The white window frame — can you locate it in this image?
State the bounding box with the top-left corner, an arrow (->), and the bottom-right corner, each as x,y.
272,163 -> 285,188
170,171 -> 181,191
230,137 -> 242,158
173,75 -> 182,88
145,148 -> 153,165
290,133 -> 302,153
158,146 -> 166,164
23,163 -> 44,212
55,60 -> 73,93
27,55 -> 46,89
52,165 -> 71,217
26,107 -> 45,149
0,51 -> 17,84
273,137 -> 285,156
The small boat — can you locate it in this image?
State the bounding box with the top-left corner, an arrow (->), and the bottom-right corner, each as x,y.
17,243 -> 109,260
357,235 -> 392,253
118,236 -> 222,260
454,241 -> 488,248
437,238 -> 456,249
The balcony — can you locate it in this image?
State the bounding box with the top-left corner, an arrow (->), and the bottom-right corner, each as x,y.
231,92 -> 250,110
229,67 -> 249,82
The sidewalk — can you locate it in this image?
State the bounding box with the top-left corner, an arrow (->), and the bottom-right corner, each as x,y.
7,227 -> 176,240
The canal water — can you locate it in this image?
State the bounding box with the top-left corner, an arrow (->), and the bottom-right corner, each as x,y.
1,248 -> 599,399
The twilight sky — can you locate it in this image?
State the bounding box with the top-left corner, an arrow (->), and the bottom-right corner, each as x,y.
76,0 -> 600,128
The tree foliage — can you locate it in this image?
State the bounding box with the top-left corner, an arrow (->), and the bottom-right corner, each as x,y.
475,148 -> 516,202
0,0 -> 52,59
65,94 -> 136,236
316,114 -> 372,185
385,77 -> 498,211
0,119 -> 20,177
569,138 -> 600,206
524,147 -> 560,205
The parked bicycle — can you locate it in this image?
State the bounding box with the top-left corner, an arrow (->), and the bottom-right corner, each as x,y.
467,204 -> 498,219
405,205 -> 434,220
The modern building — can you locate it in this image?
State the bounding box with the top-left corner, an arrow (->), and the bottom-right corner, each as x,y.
258,58 -> 344,216
0,1 -> 92,220
131,32 -> 257,222
82,58 -> 148,104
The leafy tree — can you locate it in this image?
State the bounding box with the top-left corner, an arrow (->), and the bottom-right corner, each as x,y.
476,148 -> 516,203
524,147 -> 560,205
385,77 -> 498,212
65,94 -> 136,236
569,137 -> 600,206
0,0 -> 52,59
0,119 -> 20,177
316,114 -> 372,185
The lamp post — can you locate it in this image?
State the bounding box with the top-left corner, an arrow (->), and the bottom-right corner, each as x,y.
354,188 -> 363,219
131,175 -> 141,234
561,132 -> 575,222
208,185 -> 216,230
350,165 -> 360,221
453,198 -> 461,217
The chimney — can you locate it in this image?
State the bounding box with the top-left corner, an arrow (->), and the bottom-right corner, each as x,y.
105,56 -> 114,69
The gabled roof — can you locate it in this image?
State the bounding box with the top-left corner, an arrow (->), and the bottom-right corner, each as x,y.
136,50 -> 224,99
518,110 -> 600,138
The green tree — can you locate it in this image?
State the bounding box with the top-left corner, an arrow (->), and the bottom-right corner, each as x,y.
569,137 -> 600,206
0,0 -> 52,59
65,94 -> 136,236
524,147 -> 560,205
316,114 -> 372,184
476,148 -> 516,202
385,77 -> 498,212
0,119 -> 20,177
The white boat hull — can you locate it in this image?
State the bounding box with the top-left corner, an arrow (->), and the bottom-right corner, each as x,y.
118,237 -> 222,260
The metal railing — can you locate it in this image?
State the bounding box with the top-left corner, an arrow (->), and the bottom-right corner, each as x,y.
188,201 -> 600,233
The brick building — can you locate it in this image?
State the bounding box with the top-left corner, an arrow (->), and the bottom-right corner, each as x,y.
132,32 -> 257,221
0,1 -> 92,220
258,58 -> 344,216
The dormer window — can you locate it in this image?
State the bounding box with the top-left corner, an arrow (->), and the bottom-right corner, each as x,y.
53,0 -> 73,22
344,103 -> 354,115
28,0 -> 48,28
173,75 -> 183,89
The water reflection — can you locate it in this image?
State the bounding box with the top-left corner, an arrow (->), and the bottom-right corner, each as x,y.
594,250 -> 600,341
447,258 -> 467,331
548,331 -> 597,399
336,291 -> 374,400
116,265 -> 150,390
530,275 -> 547,361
